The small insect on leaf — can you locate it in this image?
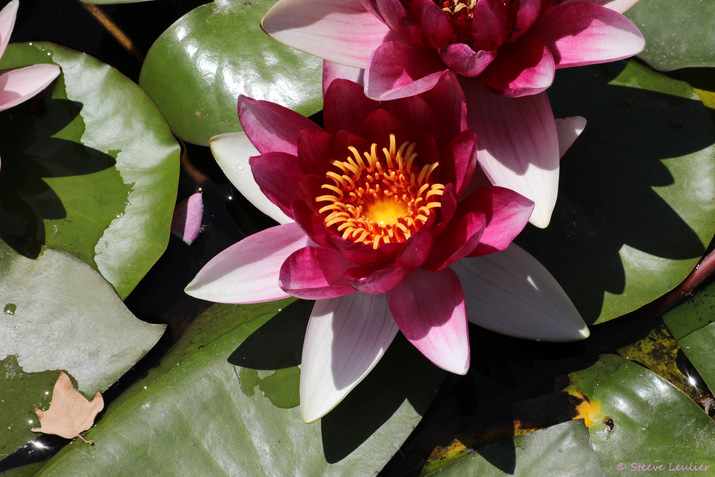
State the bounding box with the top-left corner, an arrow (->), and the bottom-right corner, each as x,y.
31,371 -> 104,445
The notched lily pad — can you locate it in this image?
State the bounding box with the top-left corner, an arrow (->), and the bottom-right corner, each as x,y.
0,240 -> 165,465
625,0 -> 715,71
0,42 -> 180,299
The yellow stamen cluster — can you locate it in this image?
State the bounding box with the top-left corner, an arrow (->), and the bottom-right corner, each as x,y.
440,0 -> 477,16
316,134 -> 445,249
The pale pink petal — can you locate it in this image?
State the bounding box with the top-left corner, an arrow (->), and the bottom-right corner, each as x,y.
209,133 -> 292,224
389,268 -> 469,374
438,43 -> 497,78
323,61 -> 365,94
0,0 -> 18,59
365,41 -> 447,100
171,192 -> 203,245
300,293 -> 398,422
529,2 -> 645,68
555,116 -> 586,159
279,246 -> 356,299
237,96 -> 321,156
462,80 -> 559,228
452,244 -> 589,341
0,64 -> 60,112
185,223 -> 309,303
478,37 -> 555,97
262,0 -> 391,68
557,0 -> 640,14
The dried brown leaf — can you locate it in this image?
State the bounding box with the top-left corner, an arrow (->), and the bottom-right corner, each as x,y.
31,371 -> 104,445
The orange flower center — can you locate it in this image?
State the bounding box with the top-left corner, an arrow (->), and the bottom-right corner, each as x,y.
316,134 -> 445,249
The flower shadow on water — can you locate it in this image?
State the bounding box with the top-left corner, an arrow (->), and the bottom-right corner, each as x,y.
518,60 -> 715,324
228,299 -> 446,464
0,95 -> 119,258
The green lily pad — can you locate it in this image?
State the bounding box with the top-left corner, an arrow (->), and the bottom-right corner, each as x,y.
662,280 -> 715,340
0,240 -> 165,461
0,42 -> 180,299
625,0 -> 715,71
677,322 -> 715,394
662,280 -> 715,392
520,60 -> 715,324
425,420 -> 605,476
35,299 -> 445,475
138,0 -> 323,146
566,354 -> 715,470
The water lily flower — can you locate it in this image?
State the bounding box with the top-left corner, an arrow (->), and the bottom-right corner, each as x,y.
186,73 -> 588,422
262,0 -> 645,227
0,0 -> 60,170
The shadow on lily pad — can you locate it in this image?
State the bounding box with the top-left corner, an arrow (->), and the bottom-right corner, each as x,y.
520,60 -> 715,324
0,95 -> 120,259
229,299 -> 446,463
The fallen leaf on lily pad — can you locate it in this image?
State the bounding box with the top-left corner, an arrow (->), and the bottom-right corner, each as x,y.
31,371 -> 104,445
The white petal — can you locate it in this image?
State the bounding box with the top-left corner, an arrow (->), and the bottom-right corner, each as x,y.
451,244 -> 589,341
555,116 -> 586,159
209,133 -> 292,224
463,80 -> 559,229
185,223 -> 309,303
300,293 -> 398,423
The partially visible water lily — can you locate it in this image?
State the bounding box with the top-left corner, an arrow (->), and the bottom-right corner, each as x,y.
262,0 -> 644,227
0,0 -> 60,170
186,74 -> 588,423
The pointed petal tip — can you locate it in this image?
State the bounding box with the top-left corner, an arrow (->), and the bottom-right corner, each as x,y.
579,325 -> 590,339
528,209 -> 552,229
300,404 -> 327,424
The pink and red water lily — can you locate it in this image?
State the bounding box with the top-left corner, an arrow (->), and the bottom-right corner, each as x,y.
262,0 -> 645,228
0,0 -> 60,170
186,73 -> 587,422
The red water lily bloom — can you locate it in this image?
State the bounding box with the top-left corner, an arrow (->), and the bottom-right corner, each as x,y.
186,73 -> 587,422
262,0 -> 644,228
0,0 -> 60,171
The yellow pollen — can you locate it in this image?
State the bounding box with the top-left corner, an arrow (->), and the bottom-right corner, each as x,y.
316,134 -> 444,249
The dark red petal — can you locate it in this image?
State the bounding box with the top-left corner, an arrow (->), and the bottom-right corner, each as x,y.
279,246 -> 356,299
345,264 -> 414,294
409,0 -> 456,48
467,186 -> 534,256
238,96 -> 321,155
365,41 -> 448,101
249,152 -> 303,217
479,37 -> 555,97
438,130 -> 478,197
375,0 -> 426,45
472,0 -> 509,51
324,79 -> 382,134
423,209 -> 487,270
